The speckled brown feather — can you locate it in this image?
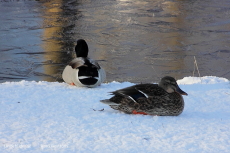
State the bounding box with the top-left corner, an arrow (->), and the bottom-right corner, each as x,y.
103,83 -> 185,116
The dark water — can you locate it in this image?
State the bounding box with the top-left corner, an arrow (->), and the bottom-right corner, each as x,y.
1,0 -> 230,83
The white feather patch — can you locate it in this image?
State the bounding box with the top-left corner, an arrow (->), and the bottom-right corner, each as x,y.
78,76 -> 99,79
128,96 -> 137,103
137,89 -> 148,98
119,92 -> 137,103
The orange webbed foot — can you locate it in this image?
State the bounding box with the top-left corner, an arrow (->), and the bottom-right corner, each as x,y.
70,82 -> 75,86
132,110 -> 148,115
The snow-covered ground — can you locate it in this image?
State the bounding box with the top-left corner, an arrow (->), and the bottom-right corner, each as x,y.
0,76 -> 230,153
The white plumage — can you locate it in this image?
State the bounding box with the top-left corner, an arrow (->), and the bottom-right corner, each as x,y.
62,39 -> 106,88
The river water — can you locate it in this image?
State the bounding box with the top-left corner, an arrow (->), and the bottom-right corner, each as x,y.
1,0 -> 230,83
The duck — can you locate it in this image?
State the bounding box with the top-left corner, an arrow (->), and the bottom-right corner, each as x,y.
100,76 -> 188,116
62,39 -> 106,88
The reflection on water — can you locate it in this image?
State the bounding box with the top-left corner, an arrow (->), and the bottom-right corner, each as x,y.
40,0 -> 75,82
0,0 -> 230,83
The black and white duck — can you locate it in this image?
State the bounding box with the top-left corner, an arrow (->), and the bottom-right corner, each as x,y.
62,39 -> 106,88
100,76 -> 188,116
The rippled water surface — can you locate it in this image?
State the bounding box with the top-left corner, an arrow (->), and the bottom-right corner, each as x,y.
1,0 -> 230,83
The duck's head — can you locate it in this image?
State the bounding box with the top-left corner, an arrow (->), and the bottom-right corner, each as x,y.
75,39 -> 89,58
159,76 -> 188,95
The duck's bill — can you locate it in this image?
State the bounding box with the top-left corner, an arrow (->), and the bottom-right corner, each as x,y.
176,87 -> 188,95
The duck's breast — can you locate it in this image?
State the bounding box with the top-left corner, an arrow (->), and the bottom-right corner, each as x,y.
62,65 -> 74,84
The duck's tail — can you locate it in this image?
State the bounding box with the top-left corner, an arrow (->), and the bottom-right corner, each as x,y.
100,99 -> 120,105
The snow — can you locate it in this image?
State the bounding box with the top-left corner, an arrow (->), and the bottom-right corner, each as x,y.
0,76 -> 230,153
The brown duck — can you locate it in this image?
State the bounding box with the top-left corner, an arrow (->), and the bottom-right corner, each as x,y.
100,76 -> 188,116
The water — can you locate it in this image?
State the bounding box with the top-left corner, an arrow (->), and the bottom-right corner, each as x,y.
1,0 -> 230,83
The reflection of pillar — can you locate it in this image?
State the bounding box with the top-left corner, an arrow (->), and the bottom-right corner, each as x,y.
40,0 -> 63,82
157,1 -> 187,79
40,0 -> 77,82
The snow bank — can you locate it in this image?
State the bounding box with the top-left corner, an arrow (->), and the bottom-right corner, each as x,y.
0,76 -> 230,153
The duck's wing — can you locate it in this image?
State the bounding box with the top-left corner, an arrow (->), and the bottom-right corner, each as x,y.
111,84 -> 157,103
69,58 -> 85,69
88,58 -> 101,69
69,57 -> 101,69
